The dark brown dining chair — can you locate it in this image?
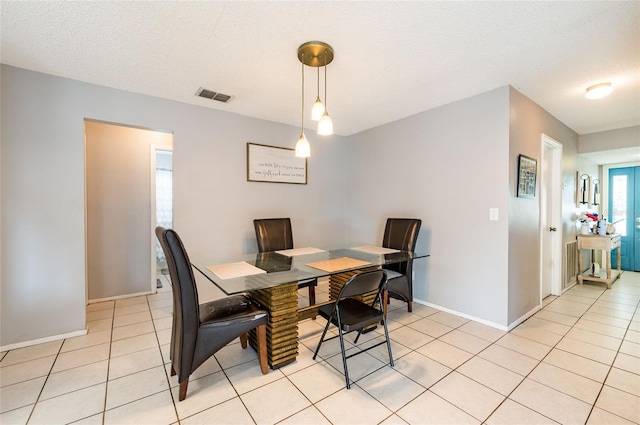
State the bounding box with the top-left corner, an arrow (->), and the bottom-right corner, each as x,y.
382,218 -> 421,312
155,226 -> 268,401
253,218 -> 317,305
312,269 -> 393,389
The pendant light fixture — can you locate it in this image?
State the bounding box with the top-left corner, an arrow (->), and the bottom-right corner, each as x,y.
295,41 -> 334,156
295,52 -> 310,158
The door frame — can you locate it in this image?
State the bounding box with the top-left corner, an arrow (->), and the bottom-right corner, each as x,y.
150,144 -> 174,294
539,134 -> 563,298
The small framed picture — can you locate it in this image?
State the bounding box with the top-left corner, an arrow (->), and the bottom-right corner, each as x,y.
517,154 -> 537,198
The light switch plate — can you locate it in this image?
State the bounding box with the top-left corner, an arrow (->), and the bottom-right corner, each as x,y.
489,208 -> 499,221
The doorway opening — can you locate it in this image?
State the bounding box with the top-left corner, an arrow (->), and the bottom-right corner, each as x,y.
85,120 -> 173,302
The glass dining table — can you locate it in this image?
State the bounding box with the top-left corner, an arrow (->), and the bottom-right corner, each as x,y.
192,246 -> 429,368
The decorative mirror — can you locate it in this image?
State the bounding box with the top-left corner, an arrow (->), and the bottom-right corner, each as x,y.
579,173 -> 590,205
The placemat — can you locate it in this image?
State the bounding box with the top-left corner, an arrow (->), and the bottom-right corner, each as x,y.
275,247 -> 326,256
305,257 -> 371,272
206,261 -> 266,280
351,245 -> 400,254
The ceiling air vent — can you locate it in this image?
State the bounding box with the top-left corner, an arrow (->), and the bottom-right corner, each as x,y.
196,87 -> 232,103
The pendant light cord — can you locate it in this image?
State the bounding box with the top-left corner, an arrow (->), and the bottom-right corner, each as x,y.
301,53 -> 305,131
323,52 -> 328,109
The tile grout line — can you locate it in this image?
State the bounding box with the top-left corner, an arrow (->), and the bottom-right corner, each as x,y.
99,300 -> 116,425
23,340 -> 65,425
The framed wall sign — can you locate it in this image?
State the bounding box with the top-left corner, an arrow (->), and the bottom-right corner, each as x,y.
247,142 -> 307,184
517,154 -> 537,198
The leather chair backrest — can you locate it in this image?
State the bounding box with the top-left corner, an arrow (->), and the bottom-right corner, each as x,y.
382,218 -> 421,274
155,226 -> 200,378
382,218 -> 421,251
254,218 -> 294,252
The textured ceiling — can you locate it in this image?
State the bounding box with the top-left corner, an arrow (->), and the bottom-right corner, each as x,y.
1,1 -> 639,138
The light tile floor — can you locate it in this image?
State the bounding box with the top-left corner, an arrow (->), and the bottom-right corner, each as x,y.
1,273 -> 639,425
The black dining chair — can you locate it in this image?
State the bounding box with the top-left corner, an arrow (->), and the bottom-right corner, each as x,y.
312,269 -> 393,389
155,226 -> 269,401
382,218 -> 422,312
253,218 -> 317,305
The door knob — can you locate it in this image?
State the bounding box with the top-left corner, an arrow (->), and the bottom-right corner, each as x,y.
636,217 -> 640,222
549,227 -> 557,232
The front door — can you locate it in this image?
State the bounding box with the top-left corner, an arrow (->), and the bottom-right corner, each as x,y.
608,166 -> 640,271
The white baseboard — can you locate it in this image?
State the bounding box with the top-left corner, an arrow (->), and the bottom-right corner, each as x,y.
413,298 -> 510,332
0,328 -> 87,352
506,304 -> 541,331
414,298 -> 543,332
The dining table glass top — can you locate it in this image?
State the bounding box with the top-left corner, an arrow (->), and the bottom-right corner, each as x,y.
192,247 -> 429,295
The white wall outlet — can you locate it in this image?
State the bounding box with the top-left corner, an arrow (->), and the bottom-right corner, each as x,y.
489,208 -> 499,221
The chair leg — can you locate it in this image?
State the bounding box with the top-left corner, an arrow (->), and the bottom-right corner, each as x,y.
240,333 -> 248,349
178,378 -> 189,401
308,285 -> 316,305
407,300 -> 412,313
171,365 -> 176,377
337,327 -> 350,389
382,317 -> 394,367
313,320 -> 332,360
381,290 -> 388,325
257,324 -> 268,374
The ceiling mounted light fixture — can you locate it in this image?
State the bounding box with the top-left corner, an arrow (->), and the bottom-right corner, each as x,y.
585,82 -> 613,99
295,42 -> 335,152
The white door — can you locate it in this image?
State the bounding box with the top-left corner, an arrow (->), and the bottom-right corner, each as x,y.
540,135 -> 563,298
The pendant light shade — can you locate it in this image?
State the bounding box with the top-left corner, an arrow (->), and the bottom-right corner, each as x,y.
295,133 -> 310,157
318,111 -> 333,136
311,97 -> 325,121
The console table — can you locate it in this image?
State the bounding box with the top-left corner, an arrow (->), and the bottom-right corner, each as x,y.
577,234 -> 622,289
